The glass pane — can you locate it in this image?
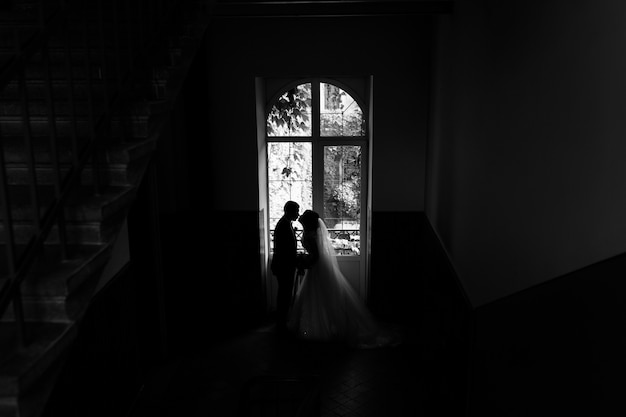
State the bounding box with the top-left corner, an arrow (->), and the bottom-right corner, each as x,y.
320,83 -> 365,137
323,146 -> 362,256
268,142 -> 313,251
267,83 -> 312,137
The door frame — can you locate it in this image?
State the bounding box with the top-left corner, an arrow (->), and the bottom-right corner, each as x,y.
259,76 -> 373,309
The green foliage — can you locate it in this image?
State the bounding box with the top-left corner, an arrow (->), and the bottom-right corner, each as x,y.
323,146 -> 361,227
320,84 -> 365,136
266,84 -> 312,136
266,83 -> 364,232
267,142 -> 312,228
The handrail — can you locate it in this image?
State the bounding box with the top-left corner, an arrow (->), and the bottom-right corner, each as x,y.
0,0 -> 197,346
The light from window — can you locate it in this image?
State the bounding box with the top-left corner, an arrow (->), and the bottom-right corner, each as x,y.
266,83 -> 312,137
320,83 -> 364,137
267,141 -> 312,230
324,145 -> 362,255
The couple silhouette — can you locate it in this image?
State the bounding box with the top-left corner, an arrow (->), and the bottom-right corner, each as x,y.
270,200 -> 303,334
271,201 -> 401,348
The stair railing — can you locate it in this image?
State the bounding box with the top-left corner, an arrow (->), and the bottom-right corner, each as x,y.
0,0 -> 195,347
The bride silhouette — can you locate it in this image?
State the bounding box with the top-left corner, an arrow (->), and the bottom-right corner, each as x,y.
287,210 -> 401,348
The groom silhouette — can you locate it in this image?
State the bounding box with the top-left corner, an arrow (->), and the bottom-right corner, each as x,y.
271,201 -> 300,334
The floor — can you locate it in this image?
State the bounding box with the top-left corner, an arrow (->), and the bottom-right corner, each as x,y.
129,315 -> 468,417
129,213 -> 469,416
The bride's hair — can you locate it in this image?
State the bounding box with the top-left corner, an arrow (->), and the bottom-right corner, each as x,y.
299,210 -> 320,230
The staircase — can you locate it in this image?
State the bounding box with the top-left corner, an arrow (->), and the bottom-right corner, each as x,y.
0,1 -> 209,416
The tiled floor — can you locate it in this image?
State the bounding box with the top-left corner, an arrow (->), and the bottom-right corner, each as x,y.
130,315 -> 466,417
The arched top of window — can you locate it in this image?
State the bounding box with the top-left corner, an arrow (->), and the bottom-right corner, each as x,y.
266,81 -> 365,137
320,82 -> 364,137
266,83 -> 312,137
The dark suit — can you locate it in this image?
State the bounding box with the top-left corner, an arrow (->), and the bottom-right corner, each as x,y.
271,215 -> 298,330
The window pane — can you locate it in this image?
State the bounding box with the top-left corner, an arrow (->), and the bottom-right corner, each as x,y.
268,142 -> 312,234
323,145 -> 361,255
267,83 -> 312,137
320,83 -> 364,137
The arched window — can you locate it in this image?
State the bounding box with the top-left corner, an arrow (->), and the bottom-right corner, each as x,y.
265,79 -> 368,278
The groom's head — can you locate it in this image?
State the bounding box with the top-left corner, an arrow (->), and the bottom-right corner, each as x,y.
284,201 -> 300,221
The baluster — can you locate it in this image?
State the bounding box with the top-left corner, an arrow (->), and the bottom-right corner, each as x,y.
145,0 -> 153,41
0,28 -> 17,285
112,0 -> 123,91
0,154 -> 15,262
154,0 -> 163,33
64,12 -> 79,168
125,0 -> 134,74
97,0 -> 110,112
82,10 -> 101,195
112,0 -> 127,144
96,0 -> 112,177
0,149 -> 16,296
12,285 -> 26,349
15,31 -> 41,233
10,28 -> 28,348
137,0 -> 145,49
40,6 -> 68,260
156,0 -> 163,30
0,110 -> 18,335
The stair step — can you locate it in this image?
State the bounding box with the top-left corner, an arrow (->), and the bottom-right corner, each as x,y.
1,76 -> 157,101
0,321 -> 76,397
1,135 -> 156,165
1,135 -> 155,190
0,99 -> 151,118
0,185 -> 134,246
6,63 -> 114,83
22,45 -> 184,68
0,100 -> 107,118
1,137 -> 76,165
0,59 -> 178,104
0,113 -> 151,138
1,184 -> 135,223
0,398 -> 18,417
0,45 -> 182,81
1,296 -> 67,323
4,154 -> 153,188
3,154 -> 153,188
0,243 -> 113,321
23,244 -> 112,297
2,79 -> 109,100
2,220 -> 113,246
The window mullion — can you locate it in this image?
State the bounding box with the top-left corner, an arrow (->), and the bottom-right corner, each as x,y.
312,79 -> 320,138
312,80 -> 324,215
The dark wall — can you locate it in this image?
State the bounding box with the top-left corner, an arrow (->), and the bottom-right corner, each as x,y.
156,33 -> 211,214
151,32 -> 263,346
160,208 -> 266,349
370,212 -> 472,415
428,0 -> 626,306
469,252 -> 626,416
425,2 -> 626,413
205,15 -> 432,212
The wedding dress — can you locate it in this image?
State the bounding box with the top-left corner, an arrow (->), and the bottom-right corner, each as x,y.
287,219 -> 401,348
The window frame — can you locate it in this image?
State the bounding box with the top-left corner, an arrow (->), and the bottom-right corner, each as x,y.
265,78 -> 368,235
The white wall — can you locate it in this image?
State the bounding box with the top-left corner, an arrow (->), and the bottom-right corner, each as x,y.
427,0 -> 626,306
